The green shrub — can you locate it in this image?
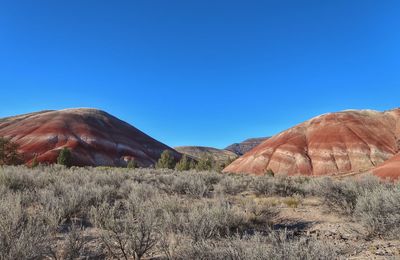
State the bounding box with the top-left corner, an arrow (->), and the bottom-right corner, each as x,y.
283,196 -> 302,208
196,155 -> 214,171
265,169 -> 275,177
127,159 -> 138,169
175,154 -> 191,171
57,147 -> 72,167
156,150 -> 176,169
31,154 -> 39,168
0,137 -> 22,165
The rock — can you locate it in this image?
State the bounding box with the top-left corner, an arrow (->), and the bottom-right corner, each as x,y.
0,108 -> 181,167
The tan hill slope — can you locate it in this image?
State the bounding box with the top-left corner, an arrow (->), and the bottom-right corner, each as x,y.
373,153 -> 400,180
225,137 -> 269,155
174,146 -> 238,163
0,108 -> 181,167
224,109 -> 400,180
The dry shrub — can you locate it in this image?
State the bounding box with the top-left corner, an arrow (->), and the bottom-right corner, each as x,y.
0,193 -> 53,259
91,184 -> 163,260
172,198 -> 246,242
314,175 -> 381,215
251,175 -> 310,197
176,231 -> 339,260
214,175 -> 250,195
0,165 -> 383,259
155,170 -> 221,198
282,196 -> 302,208
266,230 -> 339,260
355,185 -> 400,238
0,167 -> 53,191
56,224 -> 89,260
238,198 -> 280,226
39,182 -> 100,225
170,173 -> 209,198
92,201 -> 162,260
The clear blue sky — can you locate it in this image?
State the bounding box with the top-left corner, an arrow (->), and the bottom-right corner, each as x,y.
1,1 -> 399,148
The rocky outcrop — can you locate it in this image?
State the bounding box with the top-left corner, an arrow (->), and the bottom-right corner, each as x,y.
0,108 -> 181,167
225,137 -> 269,155
224,109 -> 400,179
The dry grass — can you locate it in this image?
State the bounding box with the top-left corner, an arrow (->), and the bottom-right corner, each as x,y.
0,165 -> 398,259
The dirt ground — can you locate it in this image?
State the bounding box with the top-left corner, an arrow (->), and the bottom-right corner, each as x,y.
274,197 -> 400,259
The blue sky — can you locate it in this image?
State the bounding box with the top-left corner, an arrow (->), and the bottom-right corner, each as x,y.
0,0 -> 399,148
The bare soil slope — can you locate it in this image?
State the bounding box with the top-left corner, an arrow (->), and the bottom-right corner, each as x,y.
224,109 -> 400,180
0,108 -> 181,167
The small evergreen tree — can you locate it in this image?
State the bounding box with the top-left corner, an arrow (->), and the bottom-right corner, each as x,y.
214,161 -> 225,173
57,147 -> 72,167
196,155 -> 214,171
225,157 -> 237,167
189,159 -> 197,170
0,137 -> 22,165
127,159 -> 138,169
216,157 -> 237,172
265,168 -> 275,177
175,154 -> 191,171
155,150 -> 175,169
31,154 -> 39,168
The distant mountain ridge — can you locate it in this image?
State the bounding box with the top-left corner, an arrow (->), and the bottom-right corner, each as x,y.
174,146 -> 238,163
225,137 -> 269,155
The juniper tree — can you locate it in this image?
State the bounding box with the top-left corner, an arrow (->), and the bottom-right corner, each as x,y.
189,159 -> 197,170
31,154 -> 39,168
127,159 -> 138,169
196,155 -> 214,171
265,169 -> 275,177
0,137 -> 22,165
175,154 -> 191,171
155,150 -> 175,169
57,147 -> 72,167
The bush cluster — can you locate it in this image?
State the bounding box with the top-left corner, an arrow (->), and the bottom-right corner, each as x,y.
0,165 -> 398,259
156,150 -> 235,173
312,175 -> 400,238
0,137 -> 23,165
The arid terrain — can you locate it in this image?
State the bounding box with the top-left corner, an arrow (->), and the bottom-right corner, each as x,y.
0,109 -> 180,167
2,1 -> 399,259
174,146 -> 238,163
1,108 -> 400,259
0,166 -> 399,259
2,108 -> 400,181
224,109 -> 400,180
